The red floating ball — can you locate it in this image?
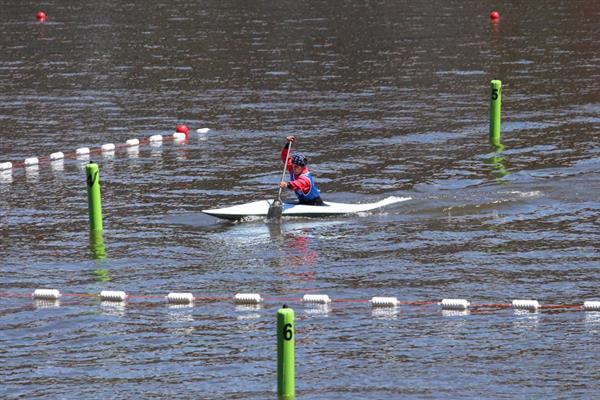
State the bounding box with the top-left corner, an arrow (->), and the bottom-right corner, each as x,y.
490,11 -> 500,20
36,11 -> 46,21
176,124 -> 189,135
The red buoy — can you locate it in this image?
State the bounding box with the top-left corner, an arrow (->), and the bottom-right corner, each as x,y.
36,11 -> 47,22
176,124 -> 189,138
490,11 -> 500,20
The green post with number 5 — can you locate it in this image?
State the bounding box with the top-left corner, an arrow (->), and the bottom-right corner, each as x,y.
489,79 -> 503,150
277,305 -> 295,400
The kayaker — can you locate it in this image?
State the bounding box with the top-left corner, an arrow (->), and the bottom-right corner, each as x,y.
278,135 -> 324,206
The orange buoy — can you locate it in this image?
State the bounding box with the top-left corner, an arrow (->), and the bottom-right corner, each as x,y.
36,11 -> 46,22
490,11 -> 500,20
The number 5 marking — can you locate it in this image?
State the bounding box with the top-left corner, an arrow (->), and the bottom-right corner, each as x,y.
491,88 -> 499,101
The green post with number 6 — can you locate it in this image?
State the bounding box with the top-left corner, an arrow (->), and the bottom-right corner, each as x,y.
489,79 -> 503,150
277,305 -> 295,400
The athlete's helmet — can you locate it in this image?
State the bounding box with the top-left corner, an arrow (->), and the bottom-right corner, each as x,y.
291,153 -> 307,167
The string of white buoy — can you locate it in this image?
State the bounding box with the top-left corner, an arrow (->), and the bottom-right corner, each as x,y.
0,125 -> 210,177
8,289 -> 596,313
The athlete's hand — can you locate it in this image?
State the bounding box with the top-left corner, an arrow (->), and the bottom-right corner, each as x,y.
286,135 -> 296,142
279,181 -> 288,189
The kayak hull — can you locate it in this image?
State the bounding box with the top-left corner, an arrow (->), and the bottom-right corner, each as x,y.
202,196 -> 411,220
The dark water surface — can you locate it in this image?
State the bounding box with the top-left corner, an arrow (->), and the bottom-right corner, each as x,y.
1,1 -> 599,398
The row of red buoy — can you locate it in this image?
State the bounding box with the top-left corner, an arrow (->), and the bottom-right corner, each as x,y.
34,11 -> 501,23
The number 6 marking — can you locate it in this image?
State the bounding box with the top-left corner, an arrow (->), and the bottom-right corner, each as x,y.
283,323 -> 293,341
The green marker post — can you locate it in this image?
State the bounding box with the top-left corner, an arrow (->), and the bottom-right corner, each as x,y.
489,79 -> 503,150
277,305 -> 295,400
85,163 -> 103,231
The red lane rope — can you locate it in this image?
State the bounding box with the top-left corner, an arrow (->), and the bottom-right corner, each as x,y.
331,299 -> 370,303
61,293 -> 97,298
398,300 -> 438,306
471,303 -> 512,309
540,304 -> 582,309
263,297 -> 303,303
126,294 -> 166,300
193,296 -> 232,302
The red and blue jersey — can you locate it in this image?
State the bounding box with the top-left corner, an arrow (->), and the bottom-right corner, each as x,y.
281,145 -> 321,201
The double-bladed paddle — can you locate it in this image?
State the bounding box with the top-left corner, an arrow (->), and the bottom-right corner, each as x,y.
267,139 -> 293,220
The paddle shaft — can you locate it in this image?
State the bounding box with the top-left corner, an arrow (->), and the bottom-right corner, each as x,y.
275,140 -> 293,202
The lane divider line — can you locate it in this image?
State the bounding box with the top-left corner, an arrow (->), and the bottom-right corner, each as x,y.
0,127 -> 210,174
4,289 -> 594,314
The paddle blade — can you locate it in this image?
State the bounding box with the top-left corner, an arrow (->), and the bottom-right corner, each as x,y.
267,199 -> 283,220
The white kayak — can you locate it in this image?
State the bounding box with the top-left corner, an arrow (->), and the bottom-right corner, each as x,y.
202,196 -> 411,220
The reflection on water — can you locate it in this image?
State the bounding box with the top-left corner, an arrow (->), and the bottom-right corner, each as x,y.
304,304 -> 331,316
126,146 -> 139,158
175,146 -> 189,161
371,307 -> 398,320
513,309 -> 540,331
50,159 -> 64,173
89,230 -> 107,260
584,312 -> 600,333
235,312 -> 262,321
441,309 -> 471,317
285,233 -> 318,267
0,0 -> 598,398
93,269 -> 111,282
34,299 -> 61,309
100,301 -> 127,317
235,304 -> 262,313
483,153 -> 509,182
166,303 -> 194,311
165,307 -> 195,335
24,165 -> 39,182
0,170 -> 12,184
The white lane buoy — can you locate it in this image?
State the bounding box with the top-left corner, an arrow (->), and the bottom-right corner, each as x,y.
440,298 -> 470,310
512,299 -> 540,311
583,301 -> 600,311
76,147 -> 90,156
99,290 -> 127,302
101,143 -> 115,152
302,294 -> 331,304
173,132 -> 187,140
149,135 -> 163,143
370,296 -> 399,307
125,138 -> 139,147
32,288 -> 61,300
166,292 -> 195,304
234,293 -> 263,304
196,128 -> 210,133
24,157 -> 39,166
50,151 -> 64,160
0,162 -> 12,170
